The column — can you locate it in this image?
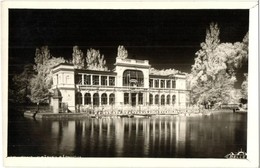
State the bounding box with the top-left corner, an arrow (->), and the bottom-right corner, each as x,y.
99,75 -> 101,86
90,75 -> 93,85
82,92 -> 85,105
91,93 -> 93,107
81,74 -> 84,85
99,93 -> 101,106
129,93 -> 131,105
107,76 -> 109,86
136,93 -> 139,105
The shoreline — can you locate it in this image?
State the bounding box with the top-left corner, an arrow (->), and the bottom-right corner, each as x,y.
23,108 -> 240,120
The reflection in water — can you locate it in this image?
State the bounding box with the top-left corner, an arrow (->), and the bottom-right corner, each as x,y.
9,112 -> 247,158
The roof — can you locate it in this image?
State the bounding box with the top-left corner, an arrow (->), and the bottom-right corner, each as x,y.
75,69 -> 117,75
52,63 -> 73,69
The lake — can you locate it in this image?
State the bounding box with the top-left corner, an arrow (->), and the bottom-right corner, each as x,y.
8,112 -> 247,158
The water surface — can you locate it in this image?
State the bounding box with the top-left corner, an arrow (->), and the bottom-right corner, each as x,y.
8,112 -> 247,158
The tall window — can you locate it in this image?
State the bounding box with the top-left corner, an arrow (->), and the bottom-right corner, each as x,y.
138,93 -> 143,105
124,93 -> 129,104
166,80 -> 171,88
155,95 -> 159,105
160,80 -> 165,88
109,77 -> 115,86
75,92 -> 82,105
155,79 -> 159,88
161,95 -> 165,105
101,93 -> 107,105
166,95 -> 170,105
149,79 -> 153,88
101,76 -> 107,86
75,74 -> 82,85
172,80 -> 176,88
172,95 -> 176,105
93,93 -> 99,106
93,75 -> 99,85
84,75 -> 91,85
84,93 -> 91,105
149,94 -> 153,105
123,70 -> 144,87
109,93 -> 115,105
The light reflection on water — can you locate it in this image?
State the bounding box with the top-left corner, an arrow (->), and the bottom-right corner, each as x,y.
8,112 -> 247,158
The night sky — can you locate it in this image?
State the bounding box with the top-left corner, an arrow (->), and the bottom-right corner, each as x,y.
9,9 -> 249,87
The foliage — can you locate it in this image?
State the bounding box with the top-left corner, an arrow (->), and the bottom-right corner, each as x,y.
72,45 -> 85,69
29,46 -> 65,103
86,48 -> 108,71
117,45 -> 128,59
241,73 -> 248,99
189,23 -> 248,105
9,64 -> 34,103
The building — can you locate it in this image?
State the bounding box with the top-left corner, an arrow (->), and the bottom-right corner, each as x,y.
51,57 -> 190,113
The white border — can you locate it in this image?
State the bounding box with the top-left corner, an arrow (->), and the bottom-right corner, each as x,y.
1,1 -> 259,167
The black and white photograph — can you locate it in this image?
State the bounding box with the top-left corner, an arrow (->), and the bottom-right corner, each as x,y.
2,1 -> 259,167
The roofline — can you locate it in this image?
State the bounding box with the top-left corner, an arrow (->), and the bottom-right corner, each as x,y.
52,63 -> 73,69
75,69 -> 117,75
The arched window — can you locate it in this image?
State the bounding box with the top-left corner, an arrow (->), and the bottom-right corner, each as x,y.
101,93 -> 107,105
138,93 -> 143,105
124,93 -> 129,104
75,92 -> 82,105
123,70 -> 144,87
155,94 -> 159,105
109,93 -> 115,105
167,95 -> 170,105
172,95 -> 176,105
93,93 -> 99,106
161,95 -> 165,105
149,94 -> 153,105
84,93 -> 91,105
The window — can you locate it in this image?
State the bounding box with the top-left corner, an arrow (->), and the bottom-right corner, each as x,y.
138,93 -> 143,105
84,93 -> 91,105
75,92 -> 82,105
93,93 -> 99,106
123,70 -> 144,87
149,79 -> 153,88
109,93 -> 115,105
84,75 -> 91,85
172,95 -> 176,105
172,80 -> 176,88
166,95 -> 170,105
75,74 -> 82,85
93,75 -> 99,85
161,95 -> 165,105
160,80 -> 165,88
124,93 -> 129,104
101,93 -> 107,105
155,95 -> 159,105
166,80 -> 171,88
101,76 -> 107,86
109,77 -> 115,86
155,80 -> 159,88
149,94 -> 153,105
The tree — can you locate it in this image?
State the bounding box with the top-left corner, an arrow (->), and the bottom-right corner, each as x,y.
29,46 -> 65,103
189,23 -> 248,105
9,64 -> 34,104
241,73 -> 248,99
72,46 -> 85,69
86,48 -> 108,71
117,45 -> 128,59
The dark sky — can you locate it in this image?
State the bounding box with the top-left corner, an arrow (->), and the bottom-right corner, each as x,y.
9,9 -> 249,87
